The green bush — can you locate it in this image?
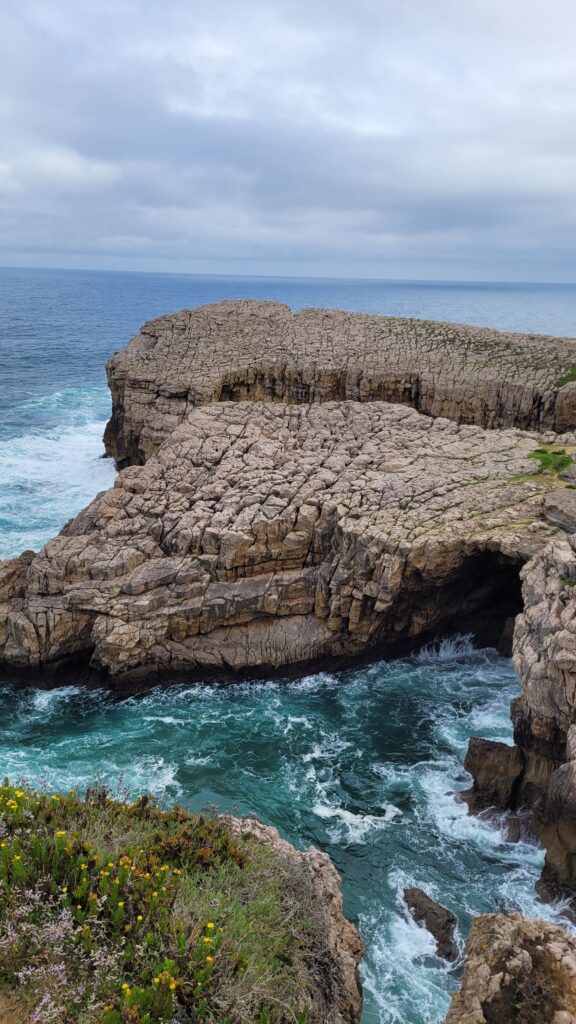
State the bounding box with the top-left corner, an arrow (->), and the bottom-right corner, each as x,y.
0,782 -> 324,1024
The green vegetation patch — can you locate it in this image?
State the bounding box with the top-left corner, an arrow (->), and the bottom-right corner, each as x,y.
554,367 -> 576,388
0,782 -> 327,1024
527,447 -> 573,476
562,576 -> 576,588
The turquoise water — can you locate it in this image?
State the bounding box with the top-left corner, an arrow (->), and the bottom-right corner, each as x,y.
1,268 -> 576,1021
0,641 -> 564,1023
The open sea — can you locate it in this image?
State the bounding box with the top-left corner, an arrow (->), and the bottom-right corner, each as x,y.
1,267 -> 575,1023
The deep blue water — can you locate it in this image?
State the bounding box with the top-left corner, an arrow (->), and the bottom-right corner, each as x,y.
1,267 -> 575,1022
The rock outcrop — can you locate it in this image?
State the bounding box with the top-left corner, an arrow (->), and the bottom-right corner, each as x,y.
403,887 -> 457,960
465,535 -> 576,897
0,400 -> 564,683
446,913 -> 576,1024
225,816 -> 363,1023
103,301 -> 576,467
462,737 -> 525,814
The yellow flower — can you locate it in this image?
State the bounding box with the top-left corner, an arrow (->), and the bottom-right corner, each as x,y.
118,901 -> 124,907
56,830 -> 66,837
121,982 -> 129,991
152,891 -> 158,898
207,922 -> 214,929
51,795 -> 60,801
206,955 -> 214,963
13,855 -> 21,861
169,981 -> 176,990
153,977 -> 159,985
136,915 -> 143,921
202,936 -> 212,944
61,886 -> 68,893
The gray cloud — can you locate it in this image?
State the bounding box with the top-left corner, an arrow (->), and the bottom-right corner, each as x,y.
0,0 -> 575,279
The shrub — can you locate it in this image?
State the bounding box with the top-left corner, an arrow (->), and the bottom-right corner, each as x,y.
0,782 -> 323,1024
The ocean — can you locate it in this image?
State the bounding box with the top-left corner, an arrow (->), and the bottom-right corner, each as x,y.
1,266 -> 575,1023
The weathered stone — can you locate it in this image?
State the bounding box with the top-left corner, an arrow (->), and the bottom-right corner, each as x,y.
403,887 -> 457,960
544,490 -> 576,532
446,913 -> 576,1024
462,737 -> 524,813
103,301 -> 576,466
0,401 -> 563,683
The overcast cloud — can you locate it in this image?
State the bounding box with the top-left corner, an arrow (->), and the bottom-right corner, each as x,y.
0,0 -> 575,280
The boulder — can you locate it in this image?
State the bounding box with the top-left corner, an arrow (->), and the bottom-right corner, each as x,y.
462,737 -> 524,813
446,913 -> 576,1024
403,887 -> 457,960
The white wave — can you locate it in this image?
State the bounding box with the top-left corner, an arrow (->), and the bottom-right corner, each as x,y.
0,388 -> 115,558
313,802 -> 400,842
414,634 -> 478,663
31,687 -> 84,712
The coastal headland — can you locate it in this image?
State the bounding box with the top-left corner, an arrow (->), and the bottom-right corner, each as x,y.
3,300 -> 576,1019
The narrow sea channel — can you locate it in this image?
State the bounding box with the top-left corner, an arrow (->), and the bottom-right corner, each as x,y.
0,642 -> 567,1023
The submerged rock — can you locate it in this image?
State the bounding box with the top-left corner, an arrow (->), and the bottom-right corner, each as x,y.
403,887 -> 457,960
446,913 -> 576,1023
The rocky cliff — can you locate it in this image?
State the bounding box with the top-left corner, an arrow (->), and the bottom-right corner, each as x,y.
103,301 -> 576,466
3,299 -> 576,916
224,815 -> 364,1023
0,399 -> 565,682
446,913 -> 576,1024
464,529 -> 576,898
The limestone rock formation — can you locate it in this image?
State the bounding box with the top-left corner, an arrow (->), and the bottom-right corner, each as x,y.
225,816 -> 363,1023
103,301 -> 576,466
466,534 -> 576,896
445,913 -> 576,1024
403,887 -> 457,960
0,401 -> 563,683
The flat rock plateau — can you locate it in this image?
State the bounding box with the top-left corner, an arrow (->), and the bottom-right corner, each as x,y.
3,300 -> 576,1020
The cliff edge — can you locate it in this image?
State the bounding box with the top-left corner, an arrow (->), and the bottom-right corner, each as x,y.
103,301 -> 576,466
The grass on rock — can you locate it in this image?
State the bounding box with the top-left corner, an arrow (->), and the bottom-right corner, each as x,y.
554,367 -> 576,388
0,781 -> 329,1024
527,447 -> 573,476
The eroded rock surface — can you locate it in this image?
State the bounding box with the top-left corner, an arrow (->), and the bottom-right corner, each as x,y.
446,913 -> 576,1024
103,301 -> 576,466
0,401 -> 562,683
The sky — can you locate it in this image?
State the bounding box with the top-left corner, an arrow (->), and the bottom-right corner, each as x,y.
0,0 -> 575,282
